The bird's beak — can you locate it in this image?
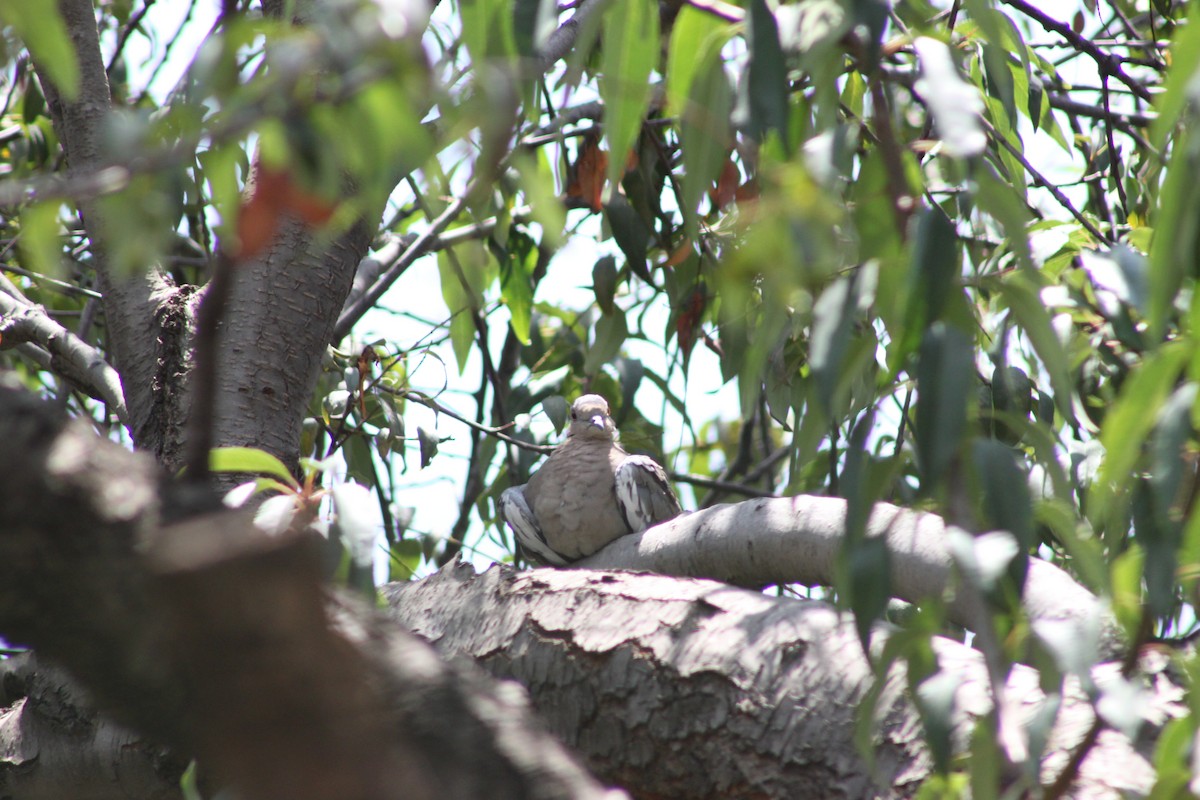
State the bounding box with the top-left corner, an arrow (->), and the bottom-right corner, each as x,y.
590,415 -> 606,429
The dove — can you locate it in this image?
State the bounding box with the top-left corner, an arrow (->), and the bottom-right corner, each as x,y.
500,394 -> 682,565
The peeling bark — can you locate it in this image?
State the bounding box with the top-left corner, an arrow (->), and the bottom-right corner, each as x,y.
386,564 -> 1171,800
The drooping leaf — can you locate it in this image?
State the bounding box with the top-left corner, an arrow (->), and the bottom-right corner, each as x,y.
665,6 -> 728,119
459,0 -> 517,63
915,323 -> 974,489
593,254 -> 619,315
913,37 -> 986,158
810,274 -> 859,414
500,229 -> 536,344
542,395 -> 569,435
737,0 -> 790,149
605,196 -> 651,279
417,426 -> 439,468
584,308 -> 628,375
331,482 -> 379,570
209,446 -> 300,489
915,671 -> 959,774
0,0 -> 79,100
680,41 -> 734,238
972,438 -> 1033,587
892,206 -> 959,370
17,202 -> 64,279
599,0 -> 658,194
996,271 -> 1077,427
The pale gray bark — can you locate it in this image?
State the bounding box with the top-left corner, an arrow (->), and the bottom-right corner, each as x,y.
0,291 -> 128,423
580,496 -> 1115,653
386,564 -> 1170,800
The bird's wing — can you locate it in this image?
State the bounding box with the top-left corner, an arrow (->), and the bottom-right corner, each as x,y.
614,455 -> 683,533
499,484 -> 570,566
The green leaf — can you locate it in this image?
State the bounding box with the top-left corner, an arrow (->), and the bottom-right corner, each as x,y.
600,0 -> 658,194
17,202 -> 64,279
542,395 -> 569,434
1091,342 -> 1189,528
0,0 -> 80,100
209,446 -> 300,489
809,274 -> 858,414
605,197 -> 651,278
665,6 -> 728,119
417,426 -> 439,468
915,323 -> 974,489
584,309 -> 628,375
388,539 -> 423,582
592,254 -> 619,315
437,243 -> 490,374
1147,128 -> 1200,337
680,41 -> 734,238
500,230 -> 536,345
891,206 -> 959,372
331,482 -> 378,570
460,0 -> 517,63
738,0 -> 790,149
915,671 -> 959,774
913,37 -> 986,157
996,271 -> 1076,427
512,0 -> 558,58
972,438 -> 1033,567
1140,384 -> 1195,617
1151,13 -> 1200,151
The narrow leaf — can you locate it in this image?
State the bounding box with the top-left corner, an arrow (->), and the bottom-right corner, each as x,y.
600,0 -> 658,194
915,323 -> 974,489
209,446 -> 300,489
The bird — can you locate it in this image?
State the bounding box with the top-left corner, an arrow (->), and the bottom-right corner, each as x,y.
500,394 -> 682,566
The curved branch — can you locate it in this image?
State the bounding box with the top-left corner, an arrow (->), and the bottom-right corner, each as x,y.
0,292 -> 128,423
579,495 -> 1117,653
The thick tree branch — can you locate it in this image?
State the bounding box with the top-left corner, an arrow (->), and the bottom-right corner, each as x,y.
578,496 -> 1117,654
0,292 -> 128,423
386,565 -> 1168,800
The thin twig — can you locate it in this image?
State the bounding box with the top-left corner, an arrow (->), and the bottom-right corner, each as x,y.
669,472 -> 778,498
333,194 -> 469,341
392,389 -> 554,454
999,0 -> 1156,104
983,118 -> 1111,243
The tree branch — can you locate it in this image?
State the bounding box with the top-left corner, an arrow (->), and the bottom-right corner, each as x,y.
0,291 -> 128,423
579,495 -> 1119,654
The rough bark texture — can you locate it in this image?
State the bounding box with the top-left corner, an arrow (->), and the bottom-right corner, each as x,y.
387,564 -> 930,799
0,382 -> 616,800
385,563 -> 1172,800
0,655 -> 186,800
212,214 -> 373,470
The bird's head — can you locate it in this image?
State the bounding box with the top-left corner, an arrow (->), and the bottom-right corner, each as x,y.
568,394 -> 616,441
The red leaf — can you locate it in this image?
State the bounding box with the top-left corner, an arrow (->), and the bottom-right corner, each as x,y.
675,284 -> 707,357
566,135 -> 608,213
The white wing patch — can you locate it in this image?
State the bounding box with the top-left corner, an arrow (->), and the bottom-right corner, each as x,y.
499,485 -> 570,566
614,455 -> 683,533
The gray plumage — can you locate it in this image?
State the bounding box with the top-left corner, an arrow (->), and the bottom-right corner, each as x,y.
500,394 -> 682,566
